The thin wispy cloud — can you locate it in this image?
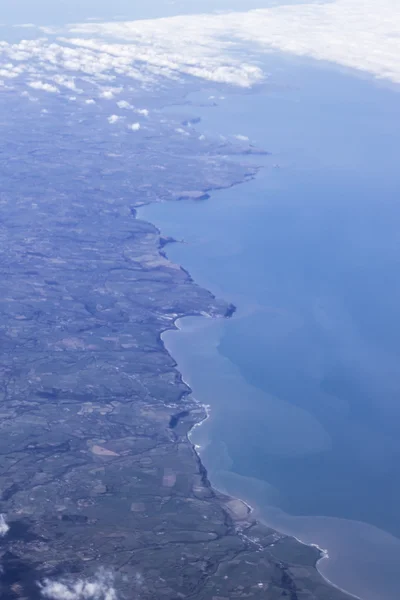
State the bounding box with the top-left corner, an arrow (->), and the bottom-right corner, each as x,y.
13,23 -> 36,29
52,75 -> 82,92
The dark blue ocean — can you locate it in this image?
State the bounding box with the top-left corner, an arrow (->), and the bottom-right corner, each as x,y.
140,57 -> 400,600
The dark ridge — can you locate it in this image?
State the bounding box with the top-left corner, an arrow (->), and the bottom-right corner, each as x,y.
61,514 -> 89,524
26,440 -> 71,454
5,520 -> 38,542
1,483 -> 20,502
244,146 -> 271,156
159,235 -> 178,249
278,564 -> 299,600
194,446 -> 215,495
169,410 -> 190,429
36,390 -> 96,402
182,117 -> 201,126
36,390 -> 59,400
176,193 -> 210,202
224,303 -> 236,318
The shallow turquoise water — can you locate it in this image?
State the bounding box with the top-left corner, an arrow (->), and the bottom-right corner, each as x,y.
141,57 -> 400,600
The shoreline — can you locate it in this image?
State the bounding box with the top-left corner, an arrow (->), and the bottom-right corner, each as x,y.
135,120 -> 360,600
160,316 -> 357,600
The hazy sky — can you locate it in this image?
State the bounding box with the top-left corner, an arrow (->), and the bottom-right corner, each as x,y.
0,0 -> 309,25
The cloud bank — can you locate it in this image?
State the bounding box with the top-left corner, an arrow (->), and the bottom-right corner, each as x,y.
69,0 -> 400,85
0,0 -> 399,100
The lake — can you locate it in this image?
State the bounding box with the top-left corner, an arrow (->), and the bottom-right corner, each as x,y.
140,55 -> 400,600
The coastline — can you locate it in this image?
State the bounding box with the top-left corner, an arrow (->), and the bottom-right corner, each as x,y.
133,89 -> 374,598
159,303 -> 400,600
3,27 -> 400,598
133,129 -> 360,595
135,112 -> 400,598
159,313 -> 356,599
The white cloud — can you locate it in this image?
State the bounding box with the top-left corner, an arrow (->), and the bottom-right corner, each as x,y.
0,514 -> 9,537
230,0 -> 400,84
0,68 -> 18,79
108,114 -> 121,124
65,21 -> 262,87
101,90 -> 116,99
117,100 -> 133,109
68,0 -> 400,85
29,81 -> 59,93
117,102 -> 148,116
175,127 -> 190,136
0,62 -> 26,79
1,0 -> 399,101
52,74 -> 82,92
85,99 -> 96,104
40,569 -> 117,600
100,88 -> 123,99
129,122 -> 141,131
234,134 -> 249,141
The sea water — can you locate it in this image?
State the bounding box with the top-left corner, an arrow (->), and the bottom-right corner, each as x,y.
140,56 -> 400,600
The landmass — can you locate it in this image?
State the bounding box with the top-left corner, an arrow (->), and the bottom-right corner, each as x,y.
0,89 -> 350,599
